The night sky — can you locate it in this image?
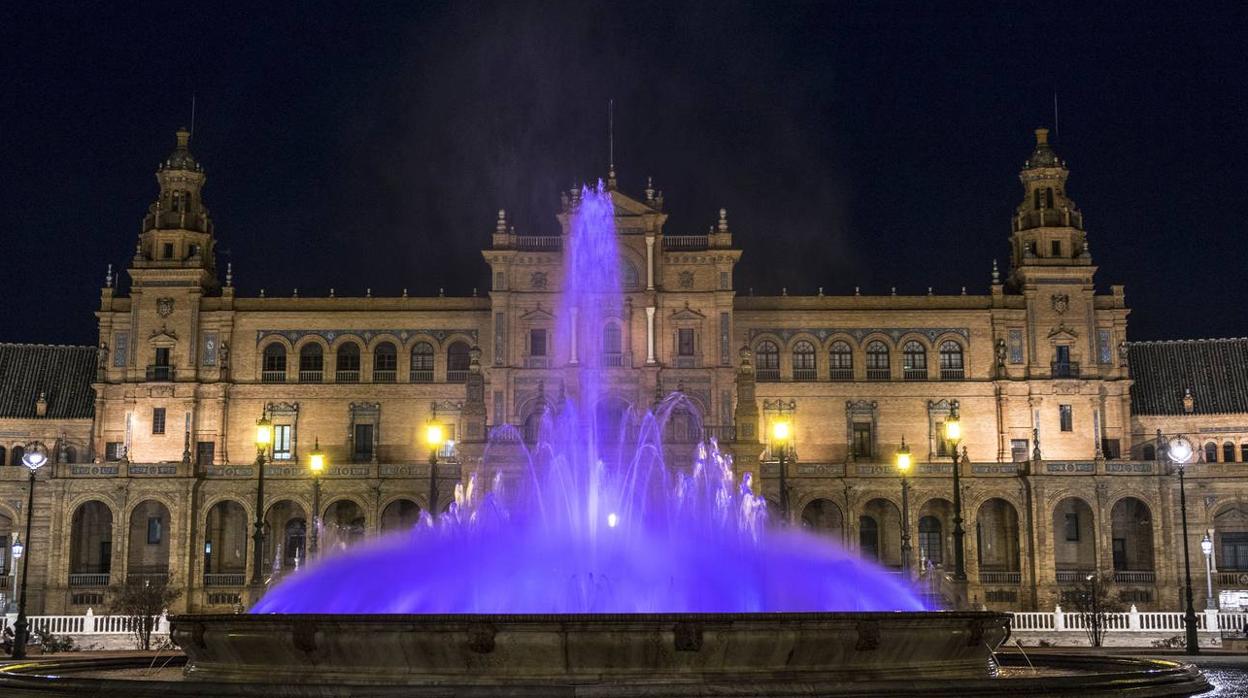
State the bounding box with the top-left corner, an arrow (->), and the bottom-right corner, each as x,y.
3,2 -> 1246,345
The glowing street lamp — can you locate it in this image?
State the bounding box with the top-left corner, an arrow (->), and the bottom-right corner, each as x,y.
896,437 -> 913,576
308,439 -> 326,559
944,405 -> 967,582
426,411 -> 447,518
250,416 -> 273,590
772,419 -> 792,523
1165,431 -> 1200,655
12,441 -> 49,659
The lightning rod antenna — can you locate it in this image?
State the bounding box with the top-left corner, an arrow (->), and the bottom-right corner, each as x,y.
608,98 -> 615,171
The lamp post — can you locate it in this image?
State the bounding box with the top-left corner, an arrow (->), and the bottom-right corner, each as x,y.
249,417 -> 272,590
1167,435 -> 1200,655
308,439 -> 325,559
896,437 -> 913,577
12,441 -> 49,660
944,405 -> 966,581
9,536 -> 22,614
426,416 -> 446,519
771,419 -> 792,523
1201,533 -> 1216,610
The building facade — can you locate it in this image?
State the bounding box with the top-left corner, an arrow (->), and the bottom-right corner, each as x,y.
2,128 -> 1247,614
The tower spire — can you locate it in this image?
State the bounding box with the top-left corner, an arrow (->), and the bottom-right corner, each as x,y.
606,98 -> 617,190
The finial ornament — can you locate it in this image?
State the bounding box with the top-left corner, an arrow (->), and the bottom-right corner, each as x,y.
645,176 -> 655,201
890,287 -> 897,296
105,264 -> 113,289
225,262 -> 233,287
991,259 -> 1000,284
366,288 -> 372,298
402,288 -> 408,298
818,287 -> 824,296
854,286 -> 860,296
718,208 -> 728,232
330,288 -> 335,298
293,288 -> 298,298
259,288 -> 265,298
927,287 -> 933,296
496,209 -> 507,235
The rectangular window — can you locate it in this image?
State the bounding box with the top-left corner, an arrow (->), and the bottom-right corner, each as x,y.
273,425 -> 292,460
154,347 -> 170,367
493,391 -> 505,425
719,313 -> 731,366
1101,438 -> 1121,460
1059,404 -> 1073,432
1011,439 -> 1030,462
105,442 -> 123,462
936,422 -> 948,457
494,313 -> 506,366
353,423 -> 374,461
1050,240 -> 1062,256
1097,329 -> 1112,364
719,271 -> 730,290
1064,513 -> 1080,542
438,424 -> 457,459
678,328 -> 695,356
1008,329 -> 1024,364
1112,538 -> 1127,571
1055,345 -> 1070,364
113,331 -> 129,367
162,242 -> 175,259
147,516 -> 163,545
529,329 -> 547,357
152,408 -> 166,435
196,441 -> 215,466
852,423 -> 873,458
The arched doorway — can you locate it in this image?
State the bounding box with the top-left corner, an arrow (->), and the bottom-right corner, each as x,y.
1110,497 -> 1155,582
381,499 -> 422,533
917,498 -> 954,570
801,499 -> 844,542
264,500 -> 308,575
1053,497 -> 1097,582
324,500 -> 366,550
126,500 -> 171,585
860,498 -> 901,567
203,501 -> 248,583
69,501 -> 114,587
976,498 -> 1021,582
594,397 -> 632,448
0,512 -> 12,592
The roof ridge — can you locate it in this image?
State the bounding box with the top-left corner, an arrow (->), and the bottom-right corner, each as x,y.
1126,337 -> 1248,346
0,342 -> 97,350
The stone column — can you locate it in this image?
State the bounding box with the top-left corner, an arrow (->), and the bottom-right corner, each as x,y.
645,236 -> 655,290
569,307 -> 579,366
645,307 -> 656,365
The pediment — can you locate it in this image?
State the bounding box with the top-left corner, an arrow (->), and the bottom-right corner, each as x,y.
148,326 -> 179,346
669,303 -> 706,321
609,189 -> 656,216
519,306 -> 555,322
1047,323 -> 1079,340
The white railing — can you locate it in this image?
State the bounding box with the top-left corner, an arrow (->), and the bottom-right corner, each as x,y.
0,608 -> 168,636
1006,606 -> 1246,634
1113,570 -> 1156,584
68,573 -> 110,587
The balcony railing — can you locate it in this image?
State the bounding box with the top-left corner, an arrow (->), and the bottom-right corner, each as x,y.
335,370 -> 360,384
903,368 -> 928,380
145,365 -> 175,381
866,368 -> 890,381
125,572 -> 170,586
261,370 -> 286,383
68,573 -> 110,587
828,367 -> 854,380
203,573 -> 246,587
1217,570 -> 1248,586
702,425 -> 737,443
601,353 -> 624,367
662,235 -> 709,251
409,369 -> 434,383
793,368 -> 818,381
373,369 -> 397,384
298,370 -> 323,383
1051,361 -> 1081,379
979,571 -> 1022,585
940,368 -> 965,380
1113,570 -> 1156,584
1055,569 -> 1093,584
514,235 -> 563,251
447,369 -> 468,383
524,357 -> 551,369
756,368 -> 780,381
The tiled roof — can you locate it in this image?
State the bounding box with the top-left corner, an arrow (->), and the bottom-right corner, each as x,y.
0,343 -> 97,419
1127,338 -> 1248,415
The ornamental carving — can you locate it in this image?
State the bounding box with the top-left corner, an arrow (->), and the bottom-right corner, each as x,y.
530,272 -> 548,290
1051,294 -> 1069,314
157,297 -> 175,317
678,271 -> 694,289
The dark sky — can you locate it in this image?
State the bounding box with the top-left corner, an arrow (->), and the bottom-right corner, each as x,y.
2,2 -> 1246,344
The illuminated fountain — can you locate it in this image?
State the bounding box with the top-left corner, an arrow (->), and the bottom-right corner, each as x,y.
171,183 -> 1010,690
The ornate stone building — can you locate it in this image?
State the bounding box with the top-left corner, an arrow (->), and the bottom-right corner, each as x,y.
2,127 -> 1247,614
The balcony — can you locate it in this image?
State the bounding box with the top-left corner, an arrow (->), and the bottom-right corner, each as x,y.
601,353 -> 624,368
447,370 -> 468,383
662,235 -> 709,251
702,425 -> 737,443
828,367 -> 854,381
298,370 -> 323,383
409,369 -> 434,383
145,365 -> 175,381
203,573 -> 246,587
524,356 -> 551,369
1055,569 -> 1093,584
1113,570 -> 1156,584
866,368 -> 890,381
261,370 -> 286,383
979,571 -> 1021,585
514,235 -> 563,251
126,571 -> 170,586
1217,570 -> 1248,587
335,370 -> 360,384
940,368 -> 965,380
68,573 -> 110,587
903,368 -> 928,381
756,368 -> 780,381
1051,361 -> 1081,379
793,368 -> 818,382
373,370 -> 397,384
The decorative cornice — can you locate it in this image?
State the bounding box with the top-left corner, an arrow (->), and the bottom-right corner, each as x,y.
256,329 -> 478,345
748,327 -> 969,343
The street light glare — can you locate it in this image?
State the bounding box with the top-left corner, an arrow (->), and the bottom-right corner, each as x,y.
944,419 -> 961,442
771,420 -> 791,442
425,423 -> 446,449
255,418 -> 272,447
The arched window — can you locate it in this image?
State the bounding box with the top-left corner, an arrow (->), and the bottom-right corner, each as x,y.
1205,442 -> 1219,463
1242,443 -> 1248,463
938,340 -> 964,379
1225,442 -> 1237,463
0,446 -> 6,467
902,341 -> 927,380
866,341 -> 890,380
373,342 -> 397,383
919,516 -> 943,565
298,344 -> 323,383
623,262 -> 639,290
1045,187 -> 1054,209
261,344 -> 287,383
10,445 -> 24,466
828,341 -> 853,379
858,516 -> 879,561
755,340 -> 780,380
602,322 -> 622,366
792,340 -> 816,380
447,341 -> 470,382
63,446 -> 77,463
1034,189 -> 1042,210
1142,444 -> 1156,461
335,342 -> 361,383
410,342 -> 434,382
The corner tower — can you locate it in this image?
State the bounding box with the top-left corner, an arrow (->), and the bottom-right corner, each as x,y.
1007,128 -> 1090,284
133,128 -> 218,290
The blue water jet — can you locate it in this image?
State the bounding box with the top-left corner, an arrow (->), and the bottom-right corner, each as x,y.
252,184 -> 923,614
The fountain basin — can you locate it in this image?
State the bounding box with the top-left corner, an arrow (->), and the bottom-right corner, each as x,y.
172,611 -> 1009,686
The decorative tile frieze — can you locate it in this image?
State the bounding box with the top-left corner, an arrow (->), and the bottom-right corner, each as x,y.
255,329 -> 479,345
748,327 -> 969,343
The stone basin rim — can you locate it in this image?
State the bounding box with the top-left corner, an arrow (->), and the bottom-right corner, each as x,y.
173,610 -> 1008,623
